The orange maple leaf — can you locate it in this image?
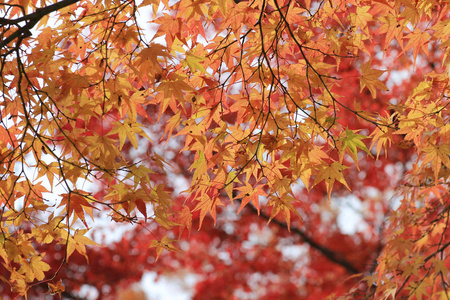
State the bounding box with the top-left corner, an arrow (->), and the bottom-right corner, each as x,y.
58,193 -> 99,227
359,60 -> 389,98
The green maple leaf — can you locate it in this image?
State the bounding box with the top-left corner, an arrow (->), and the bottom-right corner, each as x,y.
340,128 -> 372,165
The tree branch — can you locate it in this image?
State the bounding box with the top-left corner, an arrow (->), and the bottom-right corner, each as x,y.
244,201 -> 362,274
0,0 -> 81,50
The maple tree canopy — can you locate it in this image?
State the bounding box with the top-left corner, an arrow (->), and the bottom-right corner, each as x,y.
0,0 -> 450,298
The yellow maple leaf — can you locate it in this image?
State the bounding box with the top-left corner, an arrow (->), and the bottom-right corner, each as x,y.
109,118 -> 152,150
150,235 -> 182,261
18,255 -> 50,282
63,229 -> 100,262
422,144 -> 450,181
185,51 -> 207,74
313,162 -> 350,201
359,60 -> 389,98
266,195 -> 302,231
349,6 -> 372,35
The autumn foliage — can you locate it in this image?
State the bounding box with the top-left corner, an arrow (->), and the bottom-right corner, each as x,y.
0,0 -> 449,298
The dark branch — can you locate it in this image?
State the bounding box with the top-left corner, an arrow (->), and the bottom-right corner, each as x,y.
244,201 -> 362,274
0,0 -> 81,49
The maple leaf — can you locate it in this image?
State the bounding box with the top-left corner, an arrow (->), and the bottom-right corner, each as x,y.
313,162 -> 350,201
266,195 -> 302,231
189,150 -> 208,183
369,115 -> 395,158
58,193 -> 99,228
359,60 -> 389,98
150,235 -> 182,261
156,73 -> 193,116
408,281 -> 429,300
18,255 -> 50,282
109,118 -> 152,150
432,258 -> 448,276
401,28 -> 431,66
377,14 -> 405,48
63,229 -> 100,262
193,194 -> 224,229
162,110 -> 182,142
421,144 -> 450,181
340,128 -> 372,166
215,0 -> 228,16
235,182 -> 267,215
48,280 -> 65,297
185,51 -> 207,74
382,287 -> 397,300
349,6 -> 372,36
154,205 -> 179,229
177,205 -> 193,238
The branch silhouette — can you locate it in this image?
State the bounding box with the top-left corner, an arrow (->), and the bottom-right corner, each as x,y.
241,199 -> 362,275
0,0 -> 81,50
